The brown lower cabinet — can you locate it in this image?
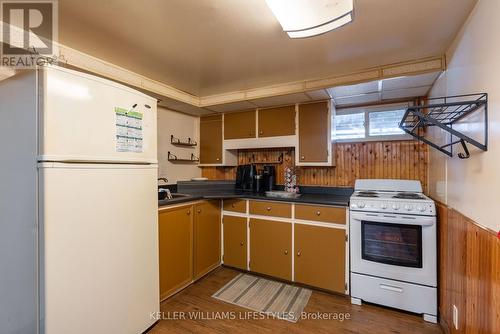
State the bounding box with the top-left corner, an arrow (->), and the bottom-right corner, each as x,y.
294,224 -> 346,293
158,205 -> 193,301
193,201 -> 221,279
249,219 -> 292,281
222,216 -> 247,270
159,200 -> 221,301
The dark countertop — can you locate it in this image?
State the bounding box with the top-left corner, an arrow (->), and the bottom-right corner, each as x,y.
159,181 -> 352,208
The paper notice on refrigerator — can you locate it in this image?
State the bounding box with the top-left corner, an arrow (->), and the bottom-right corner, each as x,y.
115,107 -> 143,153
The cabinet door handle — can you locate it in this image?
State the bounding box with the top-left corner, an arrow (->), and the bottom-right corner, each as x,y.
301,155 -> 305,160
316,211 -> 321,216
266,207 -> 271,211
259,130 -> 263,135
284,250 -> 288,255
297,251 -> 301,257
240,241 -> 244,246
187,210 -> 191,215
197,209 -> 201,214
231,203 -> 236,208
216,157 -> 220,161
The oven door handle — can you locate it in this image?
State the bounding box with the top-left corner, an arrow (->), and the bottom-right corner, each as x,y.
350,212 -> 435,226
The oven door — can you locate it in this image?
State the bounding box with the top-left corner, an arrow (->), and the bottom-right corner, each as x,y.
350,211 -> 436,287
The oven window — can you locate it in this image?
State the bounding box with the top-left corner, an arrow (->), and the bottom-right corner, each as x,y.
361,221 -> 422,268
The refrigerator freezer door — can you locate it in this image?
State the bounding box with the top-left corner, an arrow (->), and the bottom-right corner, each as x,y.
39,163 -> 159,334
39,66 -> 157,163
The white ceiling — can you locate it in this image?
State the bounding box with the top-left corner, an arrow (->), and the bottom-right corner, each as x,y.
330,71 -> 441,106
59,0 -> 477,96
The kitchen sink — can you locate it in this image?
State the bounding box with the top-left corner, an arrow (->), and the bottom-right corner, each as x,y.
158,188 -> 192,201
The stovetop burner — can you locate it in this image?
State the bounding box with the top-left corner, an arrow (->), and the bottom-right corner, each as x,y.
355,191 -> 379,198
392,192 -> 425,200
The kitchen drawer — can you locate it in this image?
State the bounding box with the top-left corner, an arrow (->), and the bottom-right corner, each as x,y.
295,204 -> 346,225
249,200 -> 291,218
223,199 -> 246,213
351,273 -> 437,316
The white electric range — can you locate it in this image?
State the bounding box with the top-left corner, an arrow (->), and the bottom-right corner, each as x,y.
349,179 -> 437,323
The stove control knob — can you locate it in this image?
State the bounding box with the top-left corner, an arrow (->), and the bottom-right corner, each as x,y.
380,202 -> 388,209
392,203 -> 400,210
405,204 -> 413,211
358,202 -> 366,208
417,205 -> 426,212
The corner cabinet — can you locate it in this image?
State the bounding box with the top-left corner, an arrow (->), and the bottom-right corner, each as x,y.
199,115 -> 237,166
193,201 -> 221,279
200,115 -> 222,164
159,200 -> 222,301
158,205 -> 193,301
297,101 -> 333,166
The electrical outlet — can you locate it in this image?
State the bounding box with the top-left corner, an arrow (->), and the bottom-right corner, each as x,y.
453,304 -> 459,330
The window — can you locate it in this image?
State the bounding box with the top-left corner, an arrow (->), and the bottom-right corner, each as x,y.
333,113 -> 365,139
369,110 -> 406,136
333,104 -> 411,142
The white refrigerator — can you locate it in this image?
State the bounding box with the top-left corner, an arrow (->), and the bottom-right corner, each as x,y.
0,66 -> 159,334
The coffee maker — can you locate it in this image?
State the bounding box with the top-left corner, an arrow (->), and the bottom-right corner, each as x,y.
262,165 -> 276,192
235,164 -> 257,192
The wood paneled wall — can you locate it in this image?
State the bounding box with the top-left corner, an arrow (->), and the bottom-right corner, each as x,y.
437,202 -> 500,334
201,140 -> 429,192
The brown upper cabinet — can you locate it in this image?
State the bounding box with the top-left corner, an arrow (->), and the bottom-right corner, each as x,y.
200,115 -> 222,164
298,101 -> 330,163
258,105 -> 296,137
224,110 -> 256,139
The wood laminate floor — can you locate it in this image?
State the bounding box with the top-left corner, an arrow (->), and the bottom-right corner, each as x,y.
149,267 -> 442,334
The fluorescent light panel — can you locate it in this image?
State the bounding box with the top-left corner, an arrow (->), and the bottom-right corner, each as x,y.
266,0 -> 353,38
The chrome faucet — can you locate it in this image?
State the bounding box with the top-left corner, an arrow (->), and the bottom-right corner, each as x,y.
158,178 -> 172,199
158,177 -> 169,184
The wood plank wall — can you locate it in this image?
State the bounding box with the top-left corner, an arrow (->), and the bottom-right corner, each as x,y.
437,202 -> 500,334
201,140 -> 429,193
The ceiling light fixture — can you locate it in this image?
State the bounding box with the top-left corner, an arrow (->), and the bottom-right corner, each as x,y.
265,0 -> 354,38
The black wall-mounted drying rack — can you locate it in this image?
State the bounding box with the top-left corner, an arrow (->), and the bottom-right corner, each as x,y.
399,93 -> 488,159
